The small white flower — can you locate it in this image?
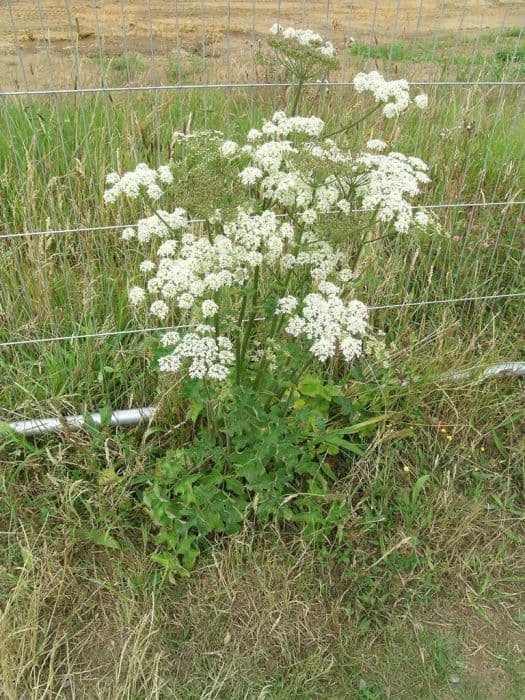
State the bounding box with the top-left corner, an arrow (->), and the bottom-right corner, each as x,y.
147,184 -> 163,200
275,295 -> 298,315
367,138 -> 387,152
139,260 -> 156,273
160,331 -> 180,347
208,209 -> 222,224
219,140 -> 239,157
414,210 -> 429,228
157,165 -> 174,184
239,166 -> 263,186
318,281 -> 340,296
336,199 -> 352,215
121,227 -> 136,241
338,268 -> 354,282
150,300 -> 169,319
177,293 -> 195,310
414,93 -> 429,110
157,239 -> 178,257
340,335 -> 362,361
383,102 -> 400,119
300,209 -> 318,225
201,299 -> 219,318
128,286 -> 145,306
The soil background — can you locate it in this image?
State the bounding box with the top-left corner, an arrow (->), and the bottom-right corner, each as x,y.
1,1 -> 524,89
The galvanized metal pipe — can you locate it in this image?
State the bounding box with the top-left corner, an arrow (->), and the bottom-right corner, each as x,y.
8,407 -> 154,437
439,362 -> 525,383
6,363 -> 524,437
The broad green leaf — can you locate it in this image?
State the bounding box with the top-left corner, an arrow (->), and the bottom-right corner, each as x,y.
189,401 -> 204,423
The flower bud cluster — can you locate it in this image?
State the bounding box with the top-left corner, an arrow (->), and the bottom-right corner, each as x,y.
269,24 -> 336,58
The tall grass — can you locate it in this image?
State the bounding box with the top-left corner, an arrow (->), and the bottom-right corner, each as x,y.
0,80 -> 523,419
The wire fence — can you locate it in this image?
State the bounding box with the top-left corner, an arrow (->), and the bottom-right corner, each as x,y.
0,0 -> 524,416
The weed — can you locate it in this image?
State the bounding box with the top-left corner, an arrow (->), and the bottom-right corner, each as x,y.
0,24 -> 523,698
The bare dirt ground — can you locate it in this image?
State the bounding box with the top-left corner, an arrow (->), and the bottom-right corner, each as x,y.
0,1 -> 524,90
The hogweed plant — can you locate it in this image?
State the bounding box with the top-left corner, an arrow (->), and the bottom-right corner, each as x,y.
104,28 -> 435,574
267,24 -> 339,114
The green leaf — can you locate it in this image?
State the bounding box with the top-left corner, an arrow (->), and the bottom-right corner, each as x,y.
225,477 -> 245,496
308,431 -> 365,456
298,374 -> 324,397
189,401 -> 204,423
412,474 -> 431,504
325,413 -> 393,436
150,552 -> 190,577
491,430 -> 504,454
264,293 -> 278,319
236,460 -> 265,484
84,529 -> 121,550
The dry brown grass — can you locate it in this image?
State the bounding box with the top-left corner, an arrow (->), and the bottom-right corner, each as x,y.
1,0 -> 524,90
1,382 -> 523,699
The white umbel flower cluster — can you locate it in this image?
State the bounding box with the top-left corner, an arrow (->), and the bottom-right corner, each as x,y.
414,94 -> 429,110
118,213 -> 189,244
150,299 -> 169,320
269,24 -> 336,58
275,295 -> 298,315
366,138 -> 387,152
285,289 -> 369,362
260,111 -> 325,139
158,326 -> 234,381
201,299 -> 219,318
239,166 -> 263,186
122,210 -> 189,243
104,163 -> 173,203
353,71 -> 428,118
139,260 -> 156,273
227,104 -> 430,230
128,286 -> 145,306
219,140 -> 239,157
137,208 -> 295,316
354,152 -> 431,233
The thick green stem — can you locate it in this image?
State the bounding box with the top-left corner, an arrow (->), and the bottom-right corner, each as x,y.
352,209 -> 382,270
290,79 -> 304,117
235,293 -> 248,384
282,356 -> 314,416
238,266 -> 260,383
203,378 -> 219,441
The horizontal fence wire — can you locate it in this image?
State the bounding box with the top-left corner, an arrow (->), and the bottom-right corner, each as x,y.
1,292 -> 524,349
2,200 -> 524,240
1,80 -> 524,98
